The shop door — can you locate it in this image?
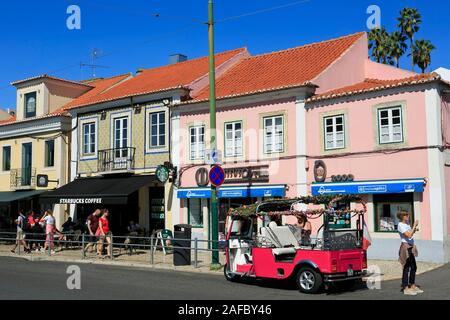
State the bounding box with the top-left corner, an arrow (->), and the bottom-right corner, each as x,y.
149,187 -> 165,235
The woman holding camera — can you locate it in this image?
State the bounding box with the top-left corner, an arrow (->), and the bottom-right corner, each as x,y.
397,210 -> 423,296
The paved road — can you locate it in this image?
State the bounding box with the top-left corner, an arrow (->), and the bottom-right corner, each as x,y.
0,256 -> 448,300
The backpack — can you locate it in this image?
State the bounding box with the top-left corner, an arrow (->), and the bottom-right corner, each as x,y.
20,215 -> 30,231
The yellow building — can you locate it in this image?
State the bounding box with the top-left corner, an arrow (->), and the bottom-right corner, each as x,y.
0,75 -> 92,229
40,49 -> 247,235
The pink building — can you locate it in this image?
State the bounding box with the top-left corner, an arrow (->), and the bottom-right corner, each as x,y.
307,73 -> 450,263
171,32 -> 450,262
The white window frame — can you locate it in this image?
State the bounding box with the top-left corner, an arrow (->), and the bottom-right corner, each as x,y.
263,115 -> 284,154
224,121 -> 243,157
149,111 -> 166,148
2,145 -> 11,172
378,107 -> 403,144
81,121 -> 97,159
324,115 -> 345,150
189,125 -> 205,160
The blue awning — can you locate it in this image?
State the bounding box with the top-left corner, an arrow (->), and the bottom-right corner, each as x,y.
311,179 -> 425,196
177,188 -> 211,199
177,185 -> 286,199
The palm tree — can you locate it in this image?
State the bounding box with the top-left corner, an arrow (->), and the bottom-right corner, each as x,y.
368,27 -> 390,64
412,40 -> 436,73
398,7 -> 422,72
388,31 -> 408,68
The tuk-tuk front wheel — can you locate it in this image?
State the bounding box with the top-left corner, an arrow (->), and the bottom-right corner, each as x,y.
224,263 -> 240,282
296,267 -> 323,294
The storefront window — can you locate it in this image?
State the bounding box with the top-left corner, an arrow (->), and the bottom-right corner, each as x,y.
374,194 -> 414,232
188,199 -> 203,227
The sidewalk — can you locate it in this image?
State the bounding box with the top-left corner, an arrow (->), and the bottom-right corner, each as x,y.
0,244 -> 442,281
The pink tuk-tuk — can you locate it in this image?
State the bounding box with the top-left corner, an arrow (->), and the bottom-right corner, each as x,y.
224,196 -> 369,294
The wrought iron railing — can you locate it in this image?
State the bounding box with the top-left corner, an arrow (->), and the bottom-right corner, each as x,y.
10,167 -> 37,189
98,147 -> 136,173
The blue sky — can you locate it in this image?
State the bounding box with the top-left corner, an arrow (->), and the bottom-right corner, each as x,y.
0,0 -> 449,109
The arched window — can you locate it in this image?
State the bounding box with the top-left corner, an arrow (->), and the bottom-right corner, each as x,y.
25,92 -> 36,118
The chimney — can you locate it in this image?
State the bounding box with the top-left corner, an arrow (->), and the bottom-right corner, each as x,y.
7,108 -> 15,116
169,54 -> 187,64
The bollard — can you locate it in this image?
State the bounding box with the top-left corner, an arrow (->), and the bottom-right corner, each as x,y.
81,233 -> 85,259
194,238 -> 198,268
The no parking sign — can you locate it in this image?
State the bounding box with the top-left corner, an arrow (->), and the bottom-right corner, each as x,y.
209,165 -> 225,187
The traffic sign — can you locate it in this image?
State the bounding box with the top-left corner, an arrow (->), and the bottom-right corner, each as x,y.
205,149 -> 222,165
209,165 -> 225,187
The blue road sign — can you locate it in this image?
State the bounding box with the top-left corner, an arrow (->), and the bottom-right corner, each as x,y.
209,165 -> 225,187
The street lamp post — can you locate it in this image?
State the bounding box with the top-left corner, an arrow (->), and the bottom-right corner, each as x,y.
207,0 -> 219,265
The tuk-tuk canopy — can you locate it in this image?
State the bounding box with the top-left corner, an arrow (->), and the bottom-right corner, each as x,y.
227,195 -> 367,218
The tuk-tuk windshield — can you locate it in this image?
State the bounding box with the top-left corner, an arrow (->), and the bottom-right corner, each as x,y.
229,218 -> 254,239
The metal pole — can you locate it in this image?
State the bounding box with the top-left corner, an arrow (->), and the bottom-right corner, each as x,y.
110,235 -> 113,259
81,233 -> 85,259
194,238 -> 198,268
150,236 -> 154,265
48,234 -> 51,256
208,0 -> 219,266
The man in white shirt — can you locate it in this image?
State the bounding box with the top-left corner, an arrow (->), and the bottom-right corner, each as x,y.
11,210 -> 31,254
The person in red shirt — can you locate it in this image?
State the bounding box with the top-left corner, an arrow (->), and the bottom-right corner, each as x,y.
84,209 -> 102,253
96,209 -> 111,258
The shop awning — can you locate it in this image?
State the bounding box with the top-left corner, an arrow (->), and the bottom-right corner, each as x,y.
311,179 -> 426,196
40,175 -> 156,205
0,190 -> 47,204
177,185 -> 287,199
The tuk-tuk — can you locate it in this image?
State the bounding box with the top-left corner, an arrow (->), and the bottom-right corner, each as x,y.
224,195 -> 369,294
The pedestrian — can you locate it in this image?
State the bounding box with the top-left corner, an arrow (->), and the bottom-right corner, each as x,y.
296,214 -> 312,246
84,209 -> 102,253
11,210 -> 31,254
397,210 -> 423,296
40,210 -> 60,254
96,209 -> 112,258
26,211 -> 38,251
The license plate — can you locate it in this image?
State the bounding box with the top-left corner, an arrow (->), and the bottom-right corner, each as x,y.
347,268 -> 354,276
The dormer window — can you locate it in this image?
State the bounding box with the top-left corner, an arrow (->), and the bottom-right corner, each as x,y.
24,92 -> 37,118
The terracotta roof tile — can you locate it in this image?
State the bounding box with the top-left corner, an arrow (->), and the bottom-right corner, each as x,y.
65,48 -> 246,109
307,73 -> 443,102
191,32 -> 366,102
64,74 -> 132,110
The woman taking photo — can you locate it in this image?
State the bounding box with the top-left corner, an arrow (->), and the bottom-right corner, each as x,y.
397,210 -> 423,296
96,209 -> 112,258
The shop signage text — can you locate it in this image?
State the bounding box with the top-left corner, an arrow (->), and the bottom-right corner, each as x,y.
59,198 -> 103,204
224,165 -> 269,184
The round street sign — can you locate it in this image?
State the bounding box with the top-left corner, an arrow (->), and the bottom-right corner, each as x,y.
209,165 -> 225,187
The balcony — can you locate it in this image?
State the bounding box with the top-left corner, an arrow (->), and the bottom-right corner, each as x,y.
98,147 -> 136,174
10,168 -> 37,190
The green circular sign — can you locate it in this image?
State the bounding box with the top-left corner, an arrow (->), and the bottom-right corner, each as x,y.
156,165 -> 169,183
